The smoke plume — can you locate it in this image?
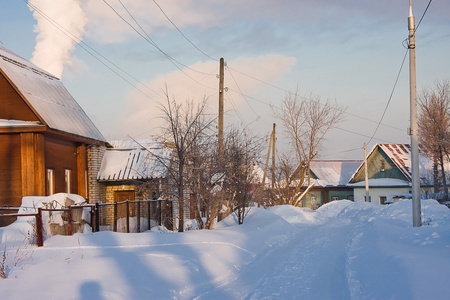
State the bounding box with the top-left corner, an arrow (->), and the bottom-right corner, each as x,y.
28,0 -> 87,78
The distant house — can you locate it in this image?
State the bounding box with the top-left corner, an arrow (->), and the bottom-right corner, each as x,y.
348,144 -> 435,204
0,46 -> 107,224
97,140 -> 172,201
97,140 -> 177,228
302,160 -> 362,208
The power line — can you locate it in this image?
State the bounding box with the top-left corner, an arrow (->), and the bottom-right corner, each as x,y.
365,0 -> 433,145
415,0 -> 433,32
25,0 -> 163,104
103,0 -> 217,87
366,49 -> 408,145
226,66 -> 265,123
151,0 -> 218,62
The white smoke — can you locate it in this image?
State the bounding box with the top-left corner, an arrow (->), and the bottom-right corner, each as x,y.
29,0 -> 87,78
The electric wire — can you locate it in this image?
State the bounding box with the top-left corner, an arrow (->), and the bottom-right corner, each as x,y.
365,0 -> 433,145
25,0 -> 163,104
151,0 -> 218,62
103,0 -> 217,88
226,66 -> 267,124
366,49 -> 408,145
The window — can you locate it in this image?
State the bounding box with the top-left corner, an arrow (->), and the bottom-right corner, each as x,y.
47,169 -> 55,195
380,159 -> 385,172
380,196 -> 387,205
65,169 -> 71,193
364,196 -> 372,202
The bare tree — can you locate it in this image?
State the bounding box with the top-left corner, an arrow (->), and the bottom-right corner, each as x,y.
273,91 -> 345,206
158,88 -> 213,232
188,132 -> 225,230
223,127 -> 263,224
418,80 -> 450,199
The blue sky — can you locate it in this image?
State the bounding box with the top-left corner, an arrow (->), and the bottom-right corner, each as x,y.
1,0 -> 449,160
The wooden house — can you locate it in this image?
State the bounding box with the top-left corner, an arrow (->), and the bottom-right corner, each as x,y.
303,160 -> 362,208
348,144 -> 434,204
0,46 -> 107,223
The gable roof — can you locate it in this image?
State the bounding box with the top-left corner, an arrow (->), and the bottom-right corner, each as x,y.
98,140 -> 171,181
0,46 -> 105,142
310,160 -> 362,187
348,144 -> 436,185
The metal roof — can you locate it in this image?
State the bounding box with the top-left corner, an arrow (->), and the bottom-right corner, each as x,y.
348,144 -> 435,185
0,46 -> 106,142
98,140 -> 172,181
379,144 -> 412,181
310,160 -> 362,187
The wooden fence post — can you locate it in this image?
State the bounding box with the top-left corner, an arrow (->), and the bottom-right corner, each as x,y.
36,208 -> 43,247
67,206 -> 73,236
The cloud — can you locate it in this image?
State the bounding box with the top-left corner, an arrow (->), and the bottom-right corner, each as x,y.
79,0 -> 414,45
121,54 -> 296,138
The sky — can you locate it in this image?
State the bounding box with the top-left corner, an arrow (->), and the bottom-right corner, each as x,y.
1,0 -> 450,160
1,197 -> 450,299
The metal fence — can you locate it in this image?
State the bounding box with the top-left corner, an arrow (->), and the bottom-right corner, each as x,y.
95,199 -> 173,233
0,199 -> 173,247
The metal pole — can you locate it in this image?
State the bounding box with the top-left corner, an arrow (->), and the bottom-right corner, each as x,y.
409,0 -> 422,227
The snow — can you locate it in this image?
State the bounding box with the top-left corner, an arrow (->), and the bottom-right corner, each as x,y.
348,178 -> 411,187
98,140 -> 171,181
0,119 -> 43,127
1,200 -> 449,299
310,160 -> 362,186
0,46 -> 106,142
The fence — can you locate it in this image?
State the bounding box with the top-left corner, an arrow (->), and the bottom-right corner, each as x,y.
0,199 -> 173,247
95,199 -> 173,233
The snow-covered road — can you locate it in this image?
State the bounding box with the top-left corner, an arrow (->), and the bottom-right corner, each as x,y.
1,199 -> 449,300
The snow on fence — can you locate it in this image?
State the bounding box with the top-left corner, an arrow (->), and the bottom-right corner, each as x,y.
0,199 -> 173,247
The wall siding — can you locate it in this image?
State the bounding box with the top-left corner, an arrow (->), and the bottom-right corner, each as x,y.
44,136 -> 78,195
0,73 -> 39,121
0,134 -> 22,207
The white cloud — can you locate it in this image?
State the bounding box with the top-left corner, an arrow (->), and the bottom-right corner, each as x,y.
121,54 -> 296,138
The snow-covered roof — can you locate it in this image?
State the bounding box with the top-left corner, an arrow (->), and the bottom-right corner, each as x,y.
310,160 -> 362,187
0,46 -> 105,142
0,119 -> 43,127
349,144 -> 434,185
379,144 -> 412,181
98,140 -> 172,181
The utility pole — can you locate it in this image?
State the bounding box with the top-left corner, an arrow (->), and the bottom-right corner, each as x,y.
218,57 -> 224,156
408,0 -> 422,227
364,143 -> 370,202
262,123 -> 276,189
272,123 -> 276,189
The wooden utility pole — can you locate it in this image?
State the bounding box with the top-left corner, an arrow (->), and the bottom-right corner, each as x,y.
218,57 -> 224,156
364,143 -> 370,202
272,123 -> 276,189
262,123 -> 276,188
408,0 -> 421,227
